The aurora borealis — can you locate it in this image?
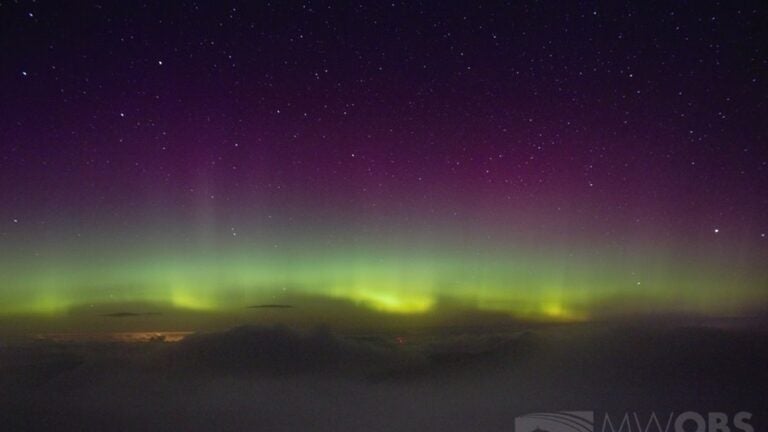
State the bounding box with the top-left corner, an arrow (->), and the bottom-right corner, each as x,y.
1,1 -> 768,334
2,226 -> 767,326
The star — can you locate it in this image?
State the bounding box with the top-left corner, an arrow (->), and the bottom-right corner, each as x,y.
713,228 -> 719,234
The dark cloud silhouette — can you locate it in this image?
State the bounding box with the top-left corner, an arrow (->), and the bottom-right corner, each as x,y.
101,312 -> 162,318
164,325 -> 418,377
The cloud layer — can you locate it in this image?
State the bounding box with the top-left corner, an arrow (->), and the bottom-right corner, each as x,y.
1,324 -> 767,431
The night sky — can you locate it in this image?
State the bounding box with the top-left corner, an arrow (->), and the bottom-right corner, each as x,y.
1,1 -> 767,331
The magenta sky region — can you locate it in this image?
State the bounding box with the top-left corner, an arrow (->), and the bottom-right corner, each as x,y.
1,2 -> 767,332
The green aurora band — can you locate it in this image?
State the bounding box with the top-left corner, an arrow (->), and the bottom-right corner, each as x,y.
2,224 -> 766,332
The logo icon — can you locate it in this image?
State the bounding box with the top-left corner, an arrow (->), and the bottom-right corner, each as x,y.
515,411 -> 594,432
